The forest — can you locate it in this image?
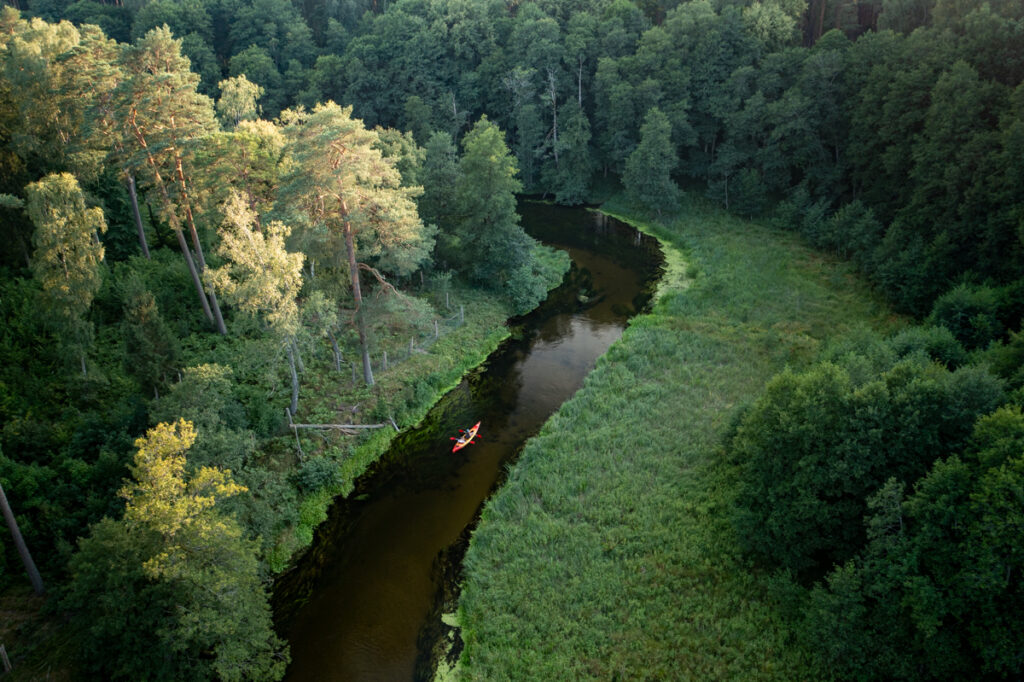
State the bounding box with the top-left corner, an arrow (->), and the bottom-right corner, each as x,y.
0,0 -> 1022,678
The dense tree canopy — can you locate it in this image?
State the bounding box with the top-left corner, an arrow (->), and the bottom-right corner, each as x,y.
2,0 -> 1024,678
63,419 -> 287,681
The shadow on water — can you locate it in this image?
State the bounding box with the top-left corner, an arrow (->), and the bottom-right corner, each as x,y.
272,204 -> 664,681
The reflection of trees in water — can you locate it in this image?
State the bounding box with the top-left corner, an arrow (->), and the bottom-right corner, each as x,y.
538,312 -> 576,344
590,210 -> 612,236
466,349 -> 522,433
520,202 -> 663,279
535,264 -> 594,343
358,206 -> 660,495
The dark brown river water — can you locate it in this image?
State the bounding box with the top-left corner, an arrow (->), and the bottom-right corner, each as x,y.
272,203 -> 663,681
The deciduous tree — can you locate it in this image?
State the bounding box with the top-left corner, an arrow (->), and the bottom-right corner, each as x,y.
623,106 -> 679,216
216,74 -> 263,127
26,172 -> 106,375
64,419 -> 288,681
209,192 -> 305,413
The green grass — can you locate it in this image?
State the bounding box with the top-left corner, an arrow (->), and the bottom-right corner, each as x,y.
454,196 -> 904,679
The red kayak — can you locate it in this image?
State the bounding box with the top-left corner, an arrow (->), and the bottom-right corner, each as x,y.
451,422 -> 481,452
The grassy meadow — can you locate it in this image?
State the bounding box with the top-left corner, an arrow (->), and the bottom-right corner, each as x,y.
453,195 -> 904,679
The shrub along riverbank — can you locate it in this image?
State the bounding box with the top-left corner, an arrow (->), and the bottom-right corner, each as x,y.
451,195 -> 903,679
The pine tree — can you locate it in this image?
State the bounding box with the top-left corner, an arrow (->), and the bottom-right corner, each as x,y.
115,26 -> 226,333
121,272 -> 179,398
0,444 -> 44,595
280,102 -> 432,386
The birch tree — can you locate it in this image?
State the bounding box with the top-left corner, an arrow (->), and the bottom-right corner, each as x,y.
26,172 -> 106,375
216,74 -> 263,127
209,192 -> 305,414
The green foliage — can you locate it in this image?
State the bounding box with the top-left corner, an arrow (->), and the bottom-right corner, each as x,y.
25,172 -> 107,374
290,455 -> 343,494
150,365 -> 248,438
210,191 -> 305,337
623,107 -> 679,216
63,420 -> 288,681
983,328 -> 1024,389
229,46 -> 284,119
418,131 -> 458,239
927,282 -> 1004,350
217,75 -> 263,127
593,57 -> 638,173
802,406 -> 1024,679
5,2 -> 1024,678
450,116 -> 543,303
374,125 -> 425,188
458,199 -> 899,679
729,353 -> 1003,578
281,102 -> 433,279
551,103 -> 595,205
120,271 -> 179,396
505,242 -> 571,316
888,324 -> 968,368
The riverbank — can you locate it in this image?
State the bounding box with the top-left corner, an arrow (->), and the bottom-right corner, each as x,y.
272,246 -> 569,573
451,195 -> 903,679
271,283 -> 515,570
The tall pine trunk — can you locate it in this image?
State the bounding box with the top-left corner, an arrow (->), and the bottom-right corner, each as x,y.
328,329 -> 342,372
174,155 -> 227,335
286,340 -> 299,417
0,482 -> 44,595
126,173 -> 149,259
342,206 -> 374,386
172,213 -> 214,324
130,121 -> 214,326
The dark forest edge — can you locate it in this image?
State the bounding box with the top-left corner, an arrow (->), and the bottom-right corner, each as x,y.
1,0 -> 1023,678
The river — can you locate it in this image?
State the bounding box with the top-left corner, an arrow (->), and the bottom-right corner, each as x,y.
273,203 -> 663,681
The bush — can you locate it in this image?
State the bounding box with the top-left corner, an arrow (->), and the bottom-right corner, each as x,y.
888,325 -> 968,368
827,200 -> 884,270
730,168 -> 767,218
506,244 -> 570,316
291,455 -> 343,493
928,283 -> 1003,350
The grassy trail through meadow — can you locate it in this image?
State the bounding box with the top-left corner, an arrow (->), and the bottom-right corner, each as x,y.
453,196 -> 903,679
